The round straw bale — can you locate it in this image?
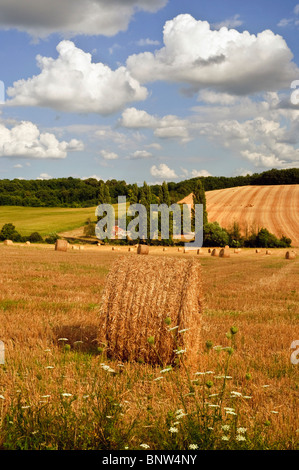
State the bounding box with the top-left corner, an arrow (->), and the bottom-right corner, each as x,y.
197,249 -> 202,254
98,255 -> 203,365
255,249 -> 260,253
177,247 -> 182,252
211,248 -> 219,256
163,247 -> 167,251
265,250 -> 272,255
79,245 -> 85,250
208,248 -> 211,253
72,245 -> 79,250
285,251 -> 296,259
137,245 -> 149,255
4,239 -> 13,246
55,239 -> 68,252
219,248 -> 230,258
25,241 -> 31,246
225,245 -> 230,249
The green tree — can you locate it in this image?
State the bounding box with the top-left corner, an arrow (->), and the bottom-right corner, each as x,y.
192,179 -> 208,227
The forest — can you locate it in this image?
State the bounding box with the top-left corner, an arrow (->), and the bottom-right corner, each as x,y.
0,167 -> 298,208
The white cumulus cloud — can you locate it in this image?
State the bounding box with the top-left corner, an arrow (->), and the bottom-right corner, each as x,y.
0,0 -> 168,38
127,14 -> 298,95
6,40 -> 148,115
0,121 -> 83,159
150,163 -> 177,180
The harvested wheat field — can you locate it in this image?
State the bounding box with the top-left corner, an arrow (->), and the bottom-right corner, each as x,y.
178,185 -> 299,247
0,244 -> 298,450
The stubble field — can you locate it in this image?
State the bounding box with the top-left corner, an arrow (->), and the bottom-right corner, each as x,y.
0,243 -> 298,450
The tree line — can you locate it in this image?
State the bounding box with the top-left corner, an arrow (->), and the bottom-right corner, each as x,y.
0,168 -> 298,208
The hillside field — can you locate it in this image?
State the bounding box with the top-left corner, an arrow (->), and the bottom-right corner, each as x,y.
179,185 -> 299,247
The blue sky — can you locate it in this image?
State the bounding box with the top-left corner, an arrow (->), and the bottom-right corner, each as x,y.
0,0 -> 299,184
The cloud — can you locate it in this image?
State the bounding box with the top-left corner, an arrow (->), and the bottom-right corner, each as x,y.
190,169 -> 212,177
0,120 -> 83,159
150,163 -> 177,179
0,0 -> 168,38
136,38 -> 160,47
37,173 -> 52,180
277,4 -> 299,28
120,107 -> 191,142
127,14 -> 298,95
100,150 -> 118,160
6,40 -> 148,115
212,14 -> 243,30
130,150 -> 153,159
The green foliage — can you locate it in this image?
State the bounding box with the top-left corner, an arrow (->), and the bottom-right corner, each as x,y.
27,232 -> 43,243
83,218 -> 96,237
203,222 -> 230,247
45,232 -> 60,244
0,223 -> 23,242
245,228 -> 292,248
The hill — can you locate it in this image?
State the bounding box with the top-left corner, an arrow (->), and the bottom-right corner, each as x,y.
178,185 -> 299,247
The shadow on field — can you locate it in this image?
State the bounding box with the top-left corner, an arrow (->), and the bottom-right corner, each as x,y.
53,323 -> 100,354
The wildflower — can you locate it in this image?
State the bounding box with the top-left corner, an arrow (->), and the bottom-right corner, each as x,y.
174,349 -> 186,355
222,425 -> 230,431
40,395 -> 51,398
153,376 -> 164,381
226,410 -> 237,416
147,336 -> 155,345
230,326 -> 238,335
0,395 -> 5,400
164,317 -> 171,326
243,396 -> 252,399
205,371 -> 214,375
175,409 -> 187,418
44,349 -> 51,352
140,444 -> 150,449
21,405 -> 31,409
58,338 -> 68,341
236,435 -> 246,441
271,410 -> 279,414
208,404 -> 220,408
213,345 -> 222,351
83,395 -> 90,399
215,375 -> 232,379
194,372 -> 205,376
205,340 -> 213,349
208,427 -> 214,431
222,436 -> 230,441
160,367 -> 172,373
237,427 -> 247,433
189,444 -> 199,450
169,427 -> 178,433
45,366 -> 54,369
178,328 -> 189,333
61,393 -> 72,397
224,407 -> 235,412
262,385 -> 270,388
208,393 -> 219,397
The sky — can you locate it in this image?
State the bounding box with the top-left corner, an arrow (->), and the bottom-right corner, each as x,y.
0,0 -> 299,184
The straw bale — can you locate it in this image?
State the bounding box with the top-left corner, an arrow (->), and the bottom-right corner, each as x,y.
163,247 -> 168,251
55,239 -> 68,252
265,250 -> 272,255
25,241 -> 30,246
177,247 -> 182,252
285,251 -> 296,260
219,248 -> 230,258
255,249 -> 260,253
98,255 -> 203,365
79,245 -> 85,250
137,245 -> 149,255
72,245 -> 79,250
208,248 -> 211,253
211,248 -> 219,256
4,240 -> 13,246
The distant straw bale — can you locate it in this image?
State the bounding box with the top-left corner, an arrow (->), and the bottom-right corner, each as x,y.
72,245 -> 79,250
98,255 -> 203,365
4,240 -> 13,246
255,249 -> 260,253
265,250 -> 272,255
79,245 -> 85,250
211,248 -> 219,256
219,248 -> 230,258
55,239 -> 68,252
285,251 -> 296,260
163,247 -> 168,251
25,241 -> 30,246
208,248 -> 211,253
178,247 -> 182,252
137,245 -> 149,255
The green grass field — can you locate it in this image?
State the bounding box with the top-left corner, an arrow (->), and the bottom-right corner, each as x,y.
0,206 -> 97,236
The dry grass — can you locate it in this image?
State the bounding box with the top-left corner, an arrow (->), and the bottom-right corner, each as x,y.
0,244 -> 298,449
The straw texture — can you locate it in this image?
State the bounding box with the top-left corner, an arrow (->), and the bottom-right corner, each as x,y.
98,255 -> 203,365
55,239 -> 68,252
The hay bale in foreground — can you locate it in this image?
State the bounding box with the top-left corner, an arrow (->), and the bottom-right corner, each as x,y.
211,248 -> 219,256
137,245 -> 149,255
4,240 -> 13,246
285,251 -> 296,259
55,239 -> 68,252
219,248 -> 230,258
98,255 -> 203,365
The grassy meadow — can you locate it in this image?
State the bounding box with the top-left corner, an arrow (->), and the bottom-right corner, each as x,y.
0,243 -> 298,450
0,206 -> 97,236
